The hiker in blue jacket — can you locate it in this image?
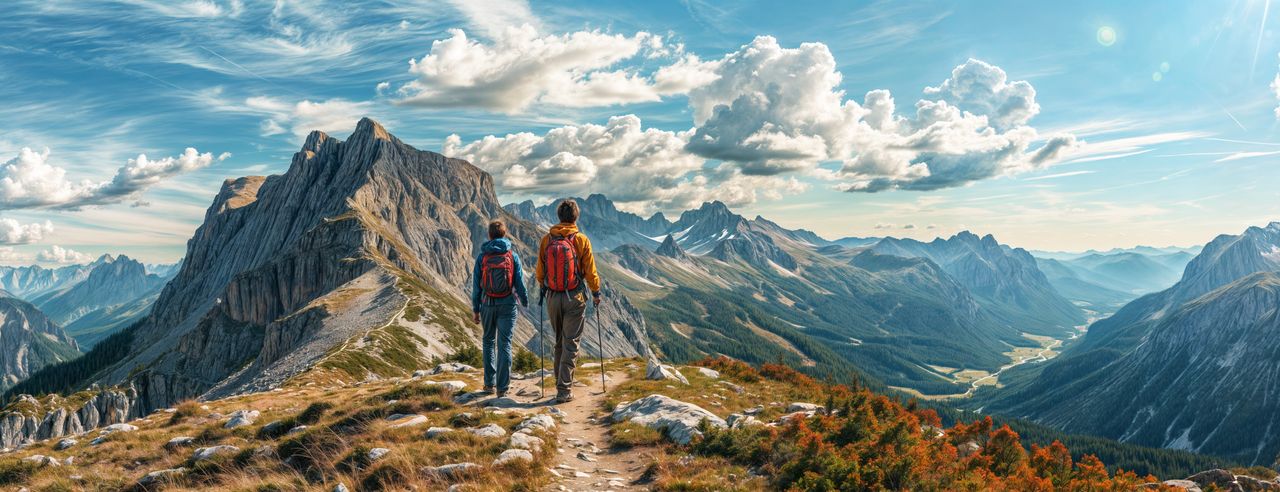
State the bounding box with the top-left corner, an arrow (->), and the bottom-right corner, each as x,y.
471,220 -> 529,397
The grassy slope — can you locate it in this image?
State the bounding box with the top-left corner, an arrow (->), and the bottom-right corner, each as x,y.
0,373 -> 555,491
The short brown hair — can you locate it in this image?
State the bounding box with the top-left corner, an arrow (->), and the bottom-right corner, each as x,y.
488,220 -> 507,239
556,199 -> 579,223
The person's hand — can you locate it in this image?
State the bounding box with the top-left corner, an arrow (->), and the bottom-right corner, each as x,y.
592,292 -> 602,307
472,311 -> 481,324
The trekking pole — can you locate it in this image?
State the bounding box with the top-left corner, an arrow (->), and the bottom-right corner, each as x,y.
596,298 -> 607,393
538,290 -> 546,398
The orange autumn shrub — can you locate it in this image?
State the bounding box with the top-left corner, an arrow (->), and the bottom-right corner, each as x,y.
690,362 -> 1158,491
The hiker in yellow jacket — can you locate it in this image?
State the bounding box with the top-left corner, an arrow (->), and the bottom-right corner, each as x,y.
536,199 -> 601,403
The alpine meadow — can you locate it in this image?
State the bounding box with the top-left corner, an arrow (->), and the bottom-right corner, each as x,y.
2,1 -> 1280,491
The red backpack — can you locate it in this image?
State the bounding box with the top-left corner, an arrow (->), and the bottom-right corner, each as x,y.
480,251 -> 514,298
544,233 -> 580,292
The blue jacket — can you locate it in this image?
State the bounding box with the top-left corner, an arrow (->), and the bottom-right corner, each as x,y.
471,238 -> 529,312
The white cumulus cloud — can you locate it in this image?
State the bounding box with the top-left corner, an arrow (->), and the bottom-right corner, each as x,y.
680,37 -> 1075,191
0,218 -> 53,245
37,245 -> 90,264
0,147 -> 224,210
442,114 -> 803,212
395,25 -> 698,113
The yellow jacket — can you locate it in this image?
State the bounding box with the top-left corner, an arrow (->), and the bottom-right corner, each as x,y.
537,223 -> 601,294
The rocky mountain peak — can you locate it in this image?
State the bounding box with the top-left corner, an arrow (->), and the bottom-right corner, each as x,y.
655,235 -> 687,259
13,118 -> 649,423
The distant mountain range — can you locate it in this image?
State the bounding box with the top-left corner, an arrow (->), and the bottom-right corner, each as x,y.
870,233 -> 1084,335
508,195 -> 1087,395
980,222 -> 1280,464
0,255 -> 175,347
1030,245 -> 1202,261
0,255 -> 177,390
1035,250 -> 1194,312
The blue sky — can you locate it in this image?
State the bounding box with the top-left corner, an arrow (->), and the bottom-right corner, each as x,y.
2,0 -> 1279,264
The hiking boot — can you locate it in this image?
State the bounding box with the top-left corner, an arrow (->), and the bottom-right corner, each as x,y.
496,389 -> 507,398
481,386 -> 495,394
554,392 -> 574,404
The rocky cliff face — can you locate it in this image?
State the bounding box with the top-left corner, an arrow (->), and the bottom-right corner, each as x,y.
2,119 -> 649,445
0,386 -> 139,450
0,296 -> 79,391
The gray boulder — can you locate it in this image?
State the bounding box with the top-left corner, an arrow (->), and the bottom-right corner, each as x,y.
610,394 -> 726,445
494,448 -> 534,466
645,359 -> 688,385
515,414 -> 556,433
427,462 -> 481,480
165,436 -> 195,450
367,447 -> 390,461
469,423 -> 507,438
426,426 -> 454,439
223,410 -> 260,429
387,414 -> 429,429
432,363 -> 475,374
54,438 -> 77,451
192,445 -> 240,462
138,467 -> 187,486
509,432 -> 544,451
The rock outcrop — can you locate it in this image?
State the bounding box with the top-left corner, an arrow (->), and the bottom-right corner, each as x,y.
0,386 -> 140,449
610,394 -> 726,445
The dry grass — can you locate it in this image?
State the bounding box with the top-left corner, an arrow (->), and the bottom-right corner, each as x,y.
639,454 -> 765,491
0,370 -> 557,491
